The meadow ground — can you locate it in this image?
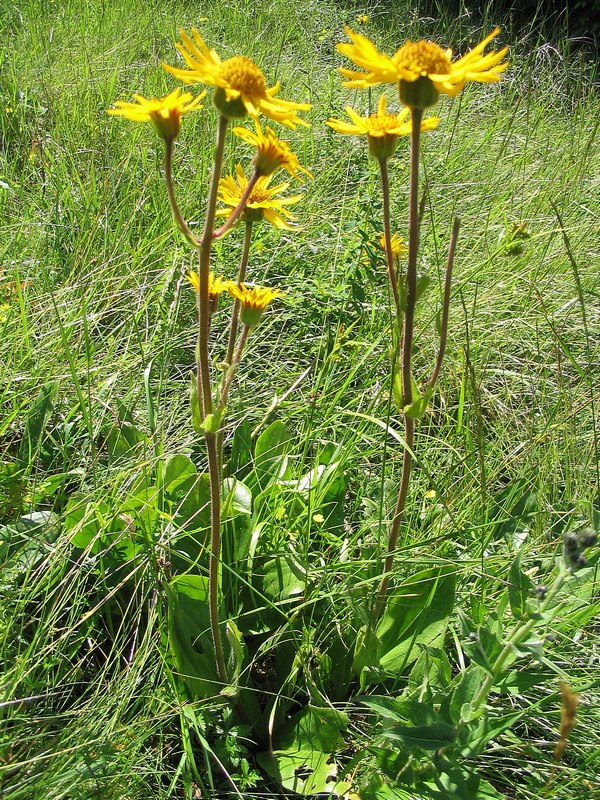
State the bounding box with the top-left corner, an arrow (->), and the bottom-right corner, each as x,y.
1,1 -> 599,798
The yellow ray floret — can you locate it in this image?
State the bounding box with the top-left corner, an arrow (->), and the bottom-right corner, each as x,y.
380,233 -> 408,260
164,28 -> 311,128
226,283 -> 285,327
328,95 -> 438,157
337,27 -> 508,102
217,164 -> 303,230
233,120 -> 312,180
107,87 -> 205,140
187,270 -> 230,299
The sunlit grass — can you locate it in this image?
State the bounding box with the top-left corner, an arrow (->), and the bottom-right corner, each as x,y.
1,1 -> 599,798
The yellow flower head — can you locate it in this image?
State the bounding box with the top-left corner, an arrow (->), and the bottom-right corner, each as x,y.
327,94 -> 439,158
337,27 -> 508,109
233,120 -> 312,180
164,28 -> 311,128
217,164 -> 303,230
107,87 -> 205,140
226,283 -> 284,327
187,270 -> 230,312
380,233 -> 408,260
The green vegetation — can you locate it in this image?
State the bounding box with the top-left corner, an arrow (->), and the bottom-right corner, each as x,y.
1,1 -> 599,798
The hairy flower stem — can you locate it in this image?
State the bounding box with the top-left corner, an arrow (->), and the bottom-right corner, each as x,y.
378,157 -> 402,319
164,139 -> 201,247
374,107 -> 423,623
206,431 -> 229,685
212,172 -> 259,239
198,114 -> 229,685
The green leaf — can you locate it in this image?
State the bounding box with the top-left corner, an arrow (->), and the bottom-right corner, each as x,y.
508,552 -> 534,620
251,420 -> 290,491
376,567 -> 456,675
221,477 -> 252,519
404,386 -> 434,419
165,586 -> 221,700
258,704 -> 349,796
17,381 -> 58,467
228,419 -> 253,478
448,666 -> 482,725
169,574 -> 208,601
163,454 -> 197,494
462,625 -> 506,676
262,551 -> 306,601
384,720 -> 455,751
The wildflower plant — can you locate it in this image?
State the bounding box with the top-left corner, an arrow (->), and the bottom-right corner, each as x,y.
332,26 -> 509,622
109,30 -> 310,694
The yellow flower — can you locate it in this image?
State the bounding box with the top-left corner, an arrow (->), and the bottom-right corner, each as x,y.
107,87 -> 205,140
327,94 -> 439,158
217,164 -> 303,230
187,271 -> 230,312
337,27 -> 508,108
226,283 -> 284,327
164,28 -> 311,128
233,120 -> 312,180
380,233 -> 408,260
356,14 -> 369,24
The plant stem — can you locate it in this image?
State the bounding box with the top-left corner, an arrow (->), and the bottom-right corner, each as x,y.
164,139 -> 201,248
378,156 -> 402,318
198,114 -> 229,685
373,107 -> 423,622
212,171 -> 259,239
427,216 -> 460,390
206,431 -> 229,685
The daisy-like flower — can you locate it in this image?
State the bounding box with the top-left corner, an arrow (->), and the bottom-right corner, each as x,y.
164,28 -> 311,128
327,94 -> 439,159
233,120 -> 312,180
337,27 -> 508,109
187,270 -> 230,312
217,164 -> 303,230
107,87 -> 205,140
379,232 -> 408,260
226,283 -> 284,328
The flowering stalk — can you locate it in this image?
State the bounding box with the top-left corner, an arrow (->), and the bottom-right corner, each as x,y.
198,114 -> 230,686
373,108 -> 423,622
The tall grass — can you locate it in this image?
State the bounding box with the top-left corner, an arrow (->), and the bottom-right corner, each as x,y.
1,1 -> 599,798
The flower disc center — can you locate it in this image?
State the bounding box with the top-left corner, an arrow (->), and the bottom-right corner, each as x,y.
394,40 -> 451,77
220,56 -> 267,97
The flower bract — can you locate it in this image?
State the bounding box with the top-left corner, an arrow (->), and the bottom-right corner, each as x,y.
164,28 -> 311,128
327,94 -> 439,158
233,120 -> 312,180
107,87 -> 205,140
217,164 -> 303,230
226,283 -> 284,327
337,27 -> 508,108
